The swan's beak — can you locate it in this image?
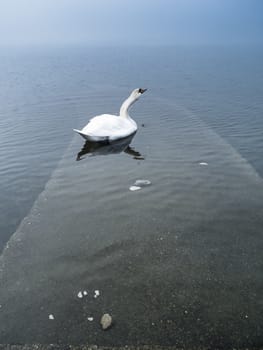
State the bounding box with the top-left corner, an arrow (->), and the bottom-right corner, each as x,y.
140,88 -> 147,94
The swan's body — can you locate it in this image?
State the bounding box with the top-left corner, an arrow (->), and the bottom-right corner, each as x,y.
75,113 -> 136,142
74,88 -> 147,141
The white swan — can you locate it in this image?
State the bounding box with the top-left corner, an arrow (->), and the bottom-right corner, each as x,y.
73,88 -> 147,142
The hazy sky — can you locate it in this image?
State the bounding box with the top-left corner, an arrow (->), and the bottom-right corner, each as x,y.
0,0 -> 262,46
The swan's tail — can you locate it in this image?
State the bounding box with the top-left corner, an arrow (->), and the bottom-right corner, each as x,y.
73,129 -> 89,140
73,129 -> 109,142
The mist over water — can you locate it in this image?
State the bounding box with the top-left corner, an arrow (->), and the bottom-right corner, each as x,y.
0,46 -> 263,347
1,0 -> 263,46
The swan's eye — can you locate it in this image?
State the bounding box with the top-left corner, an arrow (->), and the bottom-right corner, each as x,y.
138,88 -> 142,93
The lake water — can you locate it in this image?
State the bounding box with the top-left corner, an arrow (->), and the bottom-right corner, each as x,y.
0,46 -> 263,347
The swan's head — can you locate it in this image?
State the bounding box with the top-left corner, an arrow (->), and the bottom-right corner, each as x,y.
130,88 -> 147,100
120,88 -> 147,117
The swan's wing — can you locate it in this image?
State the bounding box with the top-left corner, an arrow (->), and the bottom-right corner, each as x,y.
83,114 -> 118,132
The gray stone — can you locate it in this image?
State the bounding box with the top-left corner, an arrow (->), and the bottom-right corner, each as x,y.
100,313 -> 112,330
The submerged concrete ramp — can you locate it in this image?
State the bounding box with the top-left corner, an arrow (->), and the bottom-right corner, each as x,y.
0,95 -> 263,348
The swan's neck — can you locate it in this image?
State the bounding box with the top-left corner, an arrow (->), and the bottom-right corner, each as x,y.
119,95 -> 137,118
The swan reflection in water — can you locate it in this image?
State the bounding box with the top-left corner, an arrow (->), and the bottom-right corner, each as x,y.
76,133 -> 143,161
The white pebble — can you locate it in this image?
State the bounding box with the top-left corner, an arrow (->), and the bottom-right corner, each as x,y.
83,290 -> 88,296
94,290 -> 100,298
87,317 -> 94,321
134,179 -> 151,186
77,291 -> 83,298
48,314 -> 55,320
199,162 -> 208,166
129,186 -> 141,191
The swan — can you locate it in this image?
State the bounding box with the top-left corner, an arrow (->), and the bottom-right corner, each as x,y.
73,88 -> 147,142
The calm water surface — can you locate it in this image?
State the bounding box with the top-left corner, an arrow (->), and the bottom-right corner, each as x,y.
0,46 -> 263,347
